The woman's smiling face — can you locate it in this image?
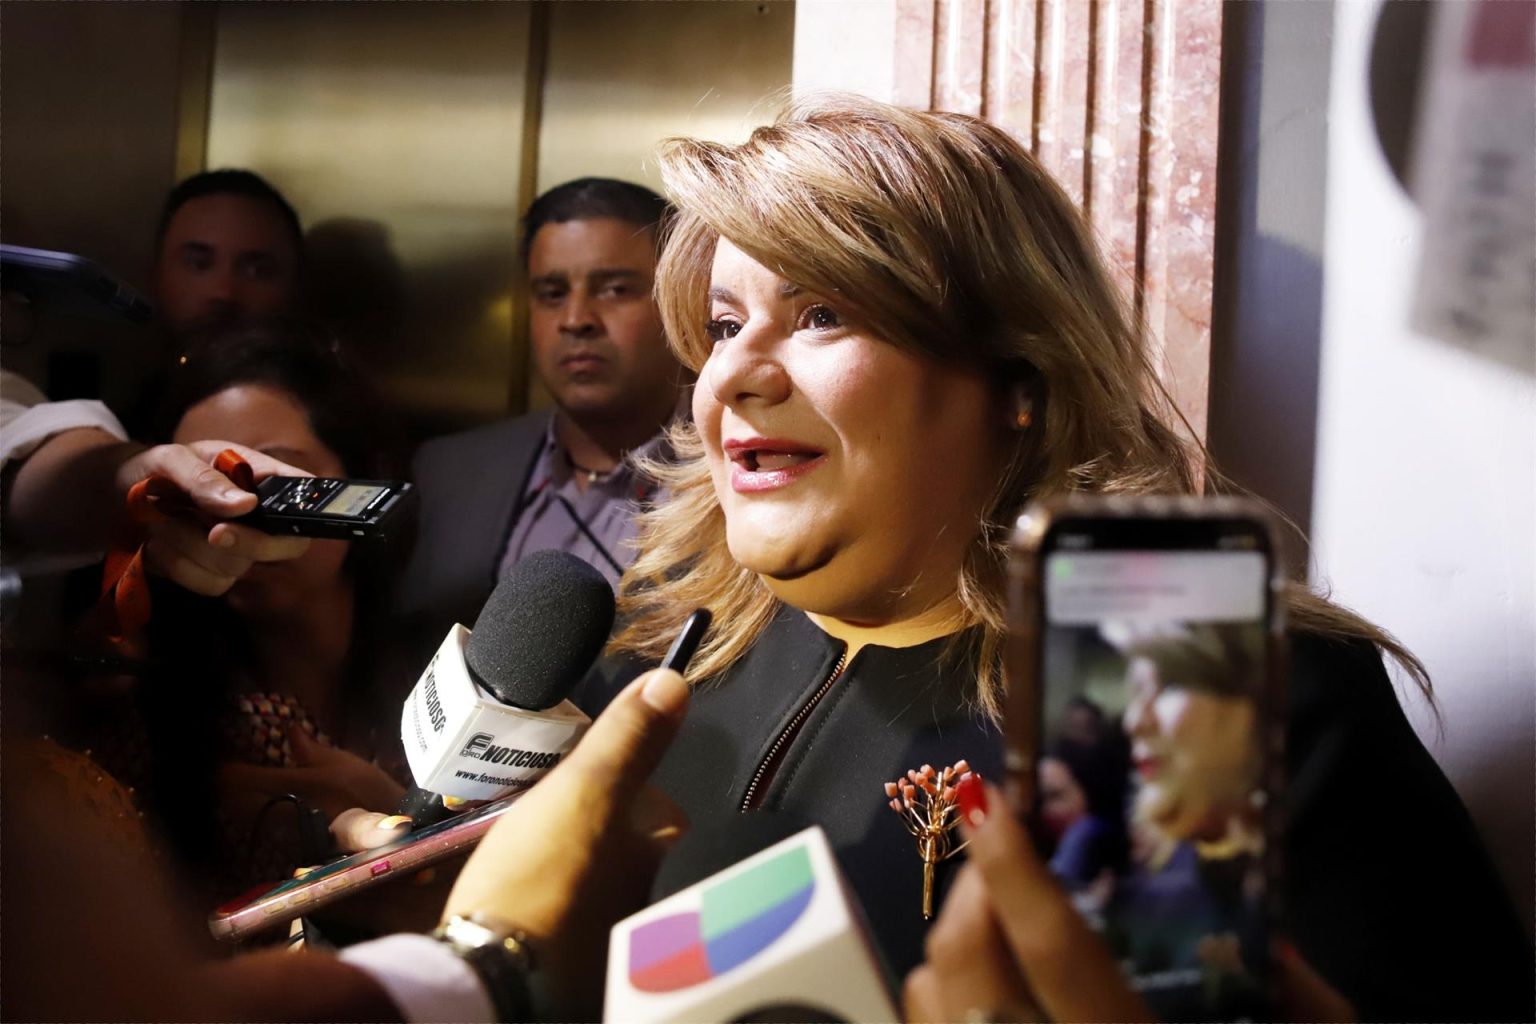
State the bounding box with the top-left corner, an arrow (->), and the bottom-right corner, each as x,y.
693,239 -> 1004,626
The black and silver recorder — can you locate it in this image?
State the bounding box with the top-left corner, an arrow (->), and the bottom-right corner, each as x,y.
241,477 -> 414,541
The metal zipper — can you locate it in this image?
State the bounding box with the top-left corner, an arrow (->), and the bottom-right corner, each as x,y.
739,648 -> 849,811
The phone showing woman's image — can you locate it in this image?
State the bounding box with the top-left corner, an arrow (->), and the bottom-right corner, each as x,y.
1007,495 -> 1286,1022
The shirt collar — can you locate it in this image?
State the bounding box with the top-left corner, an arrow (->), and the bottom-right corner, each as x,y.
542,413 -> 675,489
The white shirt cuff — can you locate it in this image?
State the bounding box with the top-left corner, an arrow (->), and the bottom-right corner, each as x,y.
0,398 -> 128,470
339,933 -> 497,1024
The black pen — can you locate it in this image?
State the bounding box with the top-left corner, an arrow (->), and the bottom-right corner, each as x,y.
661,608 -> 712,673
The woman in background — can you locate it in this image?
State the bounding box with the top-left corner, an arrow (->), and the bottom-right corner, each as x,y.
592,95 -> 1530,1017
1039,733 -> 1129,900
89,320 -> 411,903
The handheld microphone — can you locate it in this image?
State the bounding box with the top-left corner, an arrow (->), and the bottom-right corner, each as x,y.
398,550 -> 615,826
605,821 -> 900,1024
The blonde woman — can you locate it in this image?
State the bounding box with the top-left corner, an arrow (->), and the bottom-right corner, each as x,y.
1120,625 -> 1266,857
581,97 -> 1529,1015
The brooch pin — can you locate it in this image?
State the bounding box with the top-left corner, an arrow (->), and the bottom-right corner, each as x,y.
884,759 -> 974,919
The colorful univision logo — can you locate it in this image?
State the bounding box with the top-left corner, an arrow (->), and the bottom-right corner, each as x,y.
628,844 -> 815,992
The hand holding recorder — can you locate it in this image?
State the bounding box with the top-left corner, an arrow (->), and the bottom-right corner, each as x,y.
119,442 -> 412,596
115,440 -> 315,597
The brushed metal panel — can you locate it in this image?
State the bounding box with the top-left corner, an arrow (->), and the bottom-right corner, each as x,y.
206,1 -> 537,431
0,2 -> 186,410
205,0 -> 792,429
537,1 -> 795,194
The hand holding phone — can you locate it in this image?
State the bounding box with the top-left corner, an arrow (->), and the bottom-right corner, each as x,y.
904,777 -> 1153,1024
209,610 -> 710,945
1005,495 -> 1285,1021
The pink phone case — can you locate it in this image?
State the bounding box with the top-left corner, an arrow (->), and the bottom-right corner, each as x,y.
208,794 -> 519,942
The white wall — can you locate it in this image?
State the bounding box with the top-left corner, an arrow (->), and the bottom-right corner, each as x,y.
791,0 -> 896,102
1314,0 -> 1535,923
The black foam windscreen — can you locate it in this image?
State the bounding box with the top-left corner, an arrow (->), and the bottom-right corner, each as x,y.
464,550 -> 616,710
650,810 -> 815,904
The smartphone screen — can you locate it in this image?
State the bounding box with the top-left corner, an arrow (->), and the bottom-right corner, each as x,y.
1029,511 -> 1280,1021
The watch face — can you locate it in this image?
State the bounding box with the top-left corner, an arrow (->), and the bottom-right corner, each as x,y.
439,916 -> 532,963
437,916 -> 489,946
436,916 -> 539,1021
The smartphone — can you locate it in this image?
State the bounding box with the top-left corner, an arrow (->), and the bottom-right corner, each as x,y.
0,244 -> 154,323
209,793 -> 516,943
1007,495 -> 1286,1022
239,476 -> 414,541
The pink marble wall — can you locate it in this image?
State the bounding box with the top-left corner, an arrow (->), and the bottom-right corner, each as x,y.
894,0 -> 1222,440
933,0 -> 987,115
894,0 -> 937,109
982,0 -> 1039,136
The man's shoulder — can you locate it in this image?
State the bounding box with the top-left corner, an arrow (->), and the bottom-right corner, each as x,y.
413,410 -> 551,477
417,409 -> 552,455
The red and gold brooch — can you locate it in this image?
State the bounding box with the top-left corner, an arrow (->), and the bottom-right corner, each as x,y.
884,759 -> 975,919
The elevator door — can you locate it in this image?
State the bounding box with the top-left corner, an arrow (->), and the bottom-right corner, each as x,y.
205,1 -> 793,435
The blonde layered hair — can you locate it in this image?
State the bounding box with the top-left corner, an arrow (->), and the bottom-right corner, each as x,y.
614,95 -> 1427,719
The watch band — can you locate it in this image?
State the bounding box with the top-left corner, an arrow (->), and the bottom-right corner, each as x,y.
431,915 -> 545,1023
